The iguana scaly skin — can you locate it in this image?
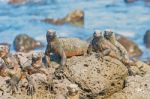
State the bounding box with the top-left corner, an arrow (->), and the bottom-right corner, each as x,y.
23,52 -> 48,76
0,46 -> 51,96
59,38 -> 88,57
0,44 -> 19,69
0,52 -> 43,96
45,29 -> 88,67
19,52 -> 54,95
87,30 -> 121,59
104,30 -> 135,66
0,57 -> 24,94
0,57 -> 36,96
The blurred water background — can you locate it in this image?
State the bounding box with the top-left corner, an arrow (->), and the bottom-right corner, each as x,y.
0,0 -> 149,59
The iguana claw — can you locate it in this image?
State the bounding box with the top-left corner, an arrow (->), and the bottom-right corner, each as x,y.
6,75 -> 19,95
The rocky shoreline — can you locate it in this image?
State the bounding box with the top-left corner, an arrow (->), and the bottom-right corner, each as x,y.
0,0 -> 149,98
0,30 -> 150,99
0,52 -> 150,99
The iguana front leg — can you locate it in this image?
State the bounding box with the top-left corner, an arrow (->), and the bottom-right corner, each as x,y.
41,74 -> 55,93
87,44 -> 93,55
122,59 -> 136,67
60,51 -> 67,67
25,73 -> 36,96
45,45 -> 51,68
53,47 -> 66,79
95,48 -> 111,60
47,76 -> 54,92
102,48 -> 111,56
6,73 -> 20,95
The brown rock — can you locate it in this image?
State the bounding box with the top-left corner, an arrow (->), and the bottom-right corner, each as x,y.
64,10 -> 84,23
8,0 -> 26,4
146,57 -> 150,65
128,66 -> 143,76
0,76 -> 10,95
147,62 -> 150,65
127,59 -> 150,76
42,9 -> 84,27
0,94 -> 16,99
124,0 -> 137,3
144,30 -> 150,48
144,0 -> 150,2
64,54 -> 128,98
13,34 -> 44,52
42,18 -> 65,25
134,60 -> 150,74
107,74 -> 150,99
124,0 -> 150,3
115,34 -> 142,57
105,91 -> 126,99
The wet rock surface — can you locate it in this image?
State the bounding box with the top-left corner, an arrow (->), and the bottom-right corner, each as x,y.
144,30 -> 150,48
42,9 -> 84,27
13,34 -> 44,52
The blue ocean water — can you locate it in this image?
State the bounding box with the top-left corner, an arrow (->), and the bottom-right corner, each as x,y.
0,0 -> 149,59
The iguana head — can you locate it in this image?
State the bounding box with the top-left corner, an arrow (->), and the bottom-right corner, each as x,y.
104,30 -> 116,43
104,29 -> 113,39
0,44 -> 10,58
46,29 -> 57,42
93,30 -> 103,39
32,52 -> 42,62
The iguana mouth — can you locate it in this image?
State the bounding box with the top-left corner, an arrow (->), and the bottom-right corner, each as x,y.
47,35 -> 57,42
104,34 -> 109,39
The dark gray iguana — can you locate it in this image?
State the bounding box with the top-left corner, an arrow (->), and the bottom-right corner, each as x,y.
104,30 -> 135,66
87,30 -> 121,59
